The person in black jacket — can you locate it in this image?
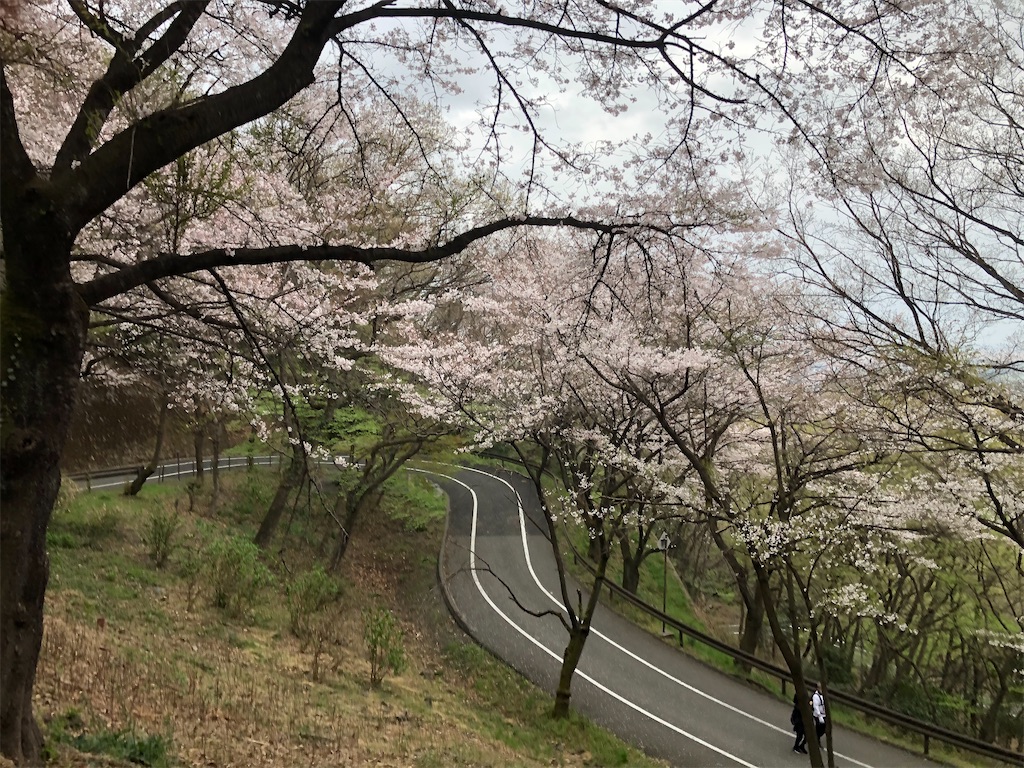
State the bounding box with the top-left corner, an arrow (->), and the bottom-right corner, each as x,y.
791,693 -> 808,753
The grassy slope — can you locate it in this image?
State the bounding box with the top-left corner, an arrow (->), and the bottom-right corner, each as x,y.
36,469 -> 667,768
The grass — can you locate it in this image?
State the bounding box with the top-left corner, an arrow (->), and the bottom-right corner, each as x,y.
442,643 -> 636,767
37,466 -> 667,767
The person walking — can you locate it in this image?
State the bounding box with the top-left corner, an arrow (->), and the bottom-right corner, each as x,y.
791,692 -> 808,753
811,682 -> 827,746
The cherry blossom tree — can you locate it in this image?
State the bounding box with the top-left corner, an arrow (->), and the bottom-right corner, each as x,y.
380,229 -> 700,716
0,0 -> 963,760
780,0 -> 1023,549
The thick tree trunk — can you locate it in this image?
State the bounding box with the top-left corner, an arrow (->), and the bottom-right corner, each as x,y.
552,626 -> 589,718
736,588 -> 765,674
254,443 -> 305,548
621,557 -> 641,594
618,534 -> 642,594
1,216 -> 87,762
126,391 -> 170,496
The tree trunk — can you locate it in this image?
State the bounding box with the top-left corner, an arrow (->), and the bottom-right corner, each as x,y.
254,443 -> 305,548
752,561 -> 827,768
736,587 -> 765,672
210,422 -> 222,501
618,534 -> 642,594
552,626 -> 589,717
126,391 -> 170,496
193,425 -> 205,484
1,215 -> 87,763
328,483 -> 392,571
978,655 -> 1013,743
621,557 -> 641,594
326,441 -> 423,571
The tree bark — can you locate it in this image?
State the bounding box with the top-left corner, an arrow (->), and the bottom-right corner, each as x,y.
552,626 -> 589,718
126,390 -> 170,496
618,532 -> 643,595
210,420 -> 222,500
1,206 -> 87,762
254,443 -> 306,548
978,655 -> 1013,743
328,491 -> 368,571
326,439 -> 423,571
737,587 -> 765,669
192,422 -> 206,485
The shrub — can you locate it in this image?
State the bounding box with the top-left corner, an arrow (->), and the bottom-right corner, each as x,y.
55,474 -> 81,513
46,712 -> 172,768
362,604 -> 406,687
306,612 -> 340,682
73,727 -> 172,767
144,508 -> 181,568
205,536 -> 274,618
286,567 -> 342,640
184,480 -> 201,513
178,546 -> 204,611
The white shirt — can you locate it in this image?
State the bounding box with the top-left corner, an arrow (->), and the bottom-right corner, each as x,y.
812,690 -> 826,723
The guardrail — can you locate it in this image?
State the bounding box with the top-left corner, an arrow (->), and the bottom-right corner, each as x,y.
478,451 -> 1022,766
567,523 -> 1023,766
67,455 -> 281,489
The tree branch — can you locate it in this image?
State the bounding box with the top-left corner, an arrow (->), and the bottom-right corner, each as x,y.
54,2 -> 208,174
78,215 -> 626,305
55,2 -> 345,232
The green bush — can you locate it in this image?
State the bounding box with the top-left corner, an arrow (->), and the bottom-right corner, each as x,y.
286,566 -> 342,639
362,604 -> 406,687
144,508 -> 181,568
205,535 -> 274,618
48,501 -> 120,550
229,471 -> 272,521
72,727 -> 172,767
46,711 -> 172,768
820,643 -> 854,687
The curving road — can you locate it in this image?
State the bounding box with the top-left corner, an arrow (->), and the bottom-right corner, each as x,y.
426,464 -> 941,768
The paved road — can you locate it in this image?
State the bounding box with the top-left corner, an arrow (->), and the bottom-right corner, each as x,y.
426,464 -> 943,768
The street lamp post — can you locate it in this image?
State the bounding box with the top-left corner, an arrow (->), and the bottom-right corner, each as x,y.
659,531 -> 670,634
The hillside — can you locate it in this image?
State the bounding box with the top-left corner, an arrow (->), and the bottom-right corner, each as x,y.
31,468 -> 666,768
